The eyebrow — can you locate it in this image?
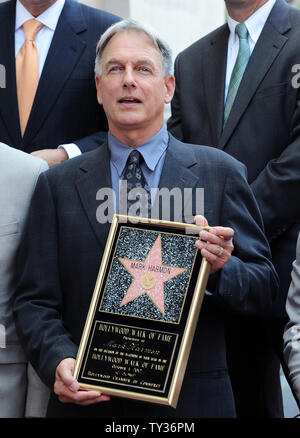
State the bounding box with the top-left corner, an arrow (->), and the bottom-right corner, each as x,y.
104,58 -> 157,70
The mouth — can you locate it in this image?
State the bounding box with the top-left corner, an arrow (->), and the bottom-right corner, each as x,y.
118,97 -> 142,104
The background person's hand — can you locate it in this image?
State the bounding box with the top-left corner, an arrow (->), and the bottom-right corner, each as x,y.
31,148 -> 68,167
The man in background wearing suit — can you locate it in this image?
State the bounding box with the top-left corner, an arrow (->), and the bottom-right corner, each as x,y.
168,0 -> 300,417
0,143 -> 48,417
13,20 -> 278,418
0,0 -> 120,167
284,233 -> 300,406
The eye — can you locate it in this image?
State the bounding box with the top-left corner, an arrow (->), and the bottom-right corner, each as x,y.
108,65 -> 123,73
137,66 -> 151,73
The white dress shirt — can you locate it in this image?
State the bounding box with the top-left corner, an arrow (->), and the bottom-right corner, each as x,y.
15,0 -> 65,78
225,0 -> 276,102
15,0 -> 80,158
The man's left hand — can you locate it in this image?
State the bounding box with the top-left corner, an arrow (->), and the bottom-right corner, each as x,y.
194,215 -> 234,274
31,148 -> 68,167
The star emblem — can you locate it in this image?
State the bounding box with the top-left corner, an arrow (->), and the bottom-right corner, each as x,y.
118,234 -> 186,314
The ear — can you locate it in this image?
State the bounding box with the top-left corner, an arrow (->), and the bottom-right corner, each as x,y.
164,75 -> 175,105
95,75 -> 103,105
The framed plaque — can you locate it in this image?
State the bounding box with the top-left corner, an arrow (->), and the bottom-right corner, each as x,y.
74,215 -> 210,408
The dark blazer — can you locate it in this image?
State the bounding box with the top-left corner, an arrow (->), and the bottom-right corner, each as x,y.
168,0 -> 300,317
13,134 -> 278,418
0,0 -> 120,153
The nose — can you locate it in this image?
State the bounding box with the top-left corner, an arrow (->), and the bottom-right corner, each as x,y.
122,67 -> 136,88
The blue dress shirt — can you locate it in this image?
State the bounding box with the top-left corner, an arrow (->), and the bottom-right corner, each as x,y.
108,125 -> 169,213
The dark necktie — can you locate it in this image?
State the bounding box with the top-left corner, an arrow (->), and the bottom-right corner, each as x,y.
122,150 -> 151,217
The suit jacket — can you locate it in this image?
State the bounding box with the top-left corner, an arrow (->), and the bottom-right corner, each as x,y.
0,0 -> 119,153
168,0 -> 300,317
0,142 -> 48,365
284,232 -> 300,403
13,134 -> 278,418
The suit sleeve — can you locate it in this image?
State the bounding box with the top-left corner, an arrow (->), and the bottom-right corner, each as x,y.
167,55 -> 184,140
251,87 -> 300,241
13,172 -> 78,389
283,233 -> 300,401
75,130 -> 108,153
208,160 -> 279,316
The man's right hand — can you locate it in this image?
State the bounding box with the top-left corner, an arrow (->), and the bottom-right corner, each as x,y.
54,358 -> 110,405
194,215 -> 234,274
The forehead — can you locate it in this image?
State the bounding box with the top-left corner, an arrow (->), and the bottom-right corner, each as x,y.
102,30 -> 162,65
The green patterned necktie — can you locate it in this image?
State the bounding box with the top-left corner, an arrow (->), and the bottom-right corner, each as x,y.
223,22 -> 250,126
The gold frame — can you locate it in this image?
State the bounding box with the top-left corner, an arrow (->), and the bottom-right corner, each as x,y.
74,215 -> 210,408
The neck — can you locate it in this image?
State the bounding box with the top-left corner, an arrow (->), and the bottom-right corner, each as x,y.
109,123 -> 164,148
226,0 -> 268,22
19,0 -> 57,17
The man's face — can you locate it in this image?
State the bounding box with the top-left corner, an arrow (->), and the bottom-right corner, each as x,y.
95,30 -> 174,138
19,0 -> 58,14
225,0 -> 268,9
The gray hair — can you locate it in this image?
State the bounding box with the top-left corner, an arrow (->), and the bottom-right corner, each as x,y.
94,20 -> 173,77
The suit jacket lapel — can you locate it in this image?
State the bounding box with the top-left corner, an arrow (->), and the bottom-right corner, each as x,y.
219,0 -> 291,150
75,143 -> 112,250
0,1 -> 22,146
203,24 -> 229,146
158,135 -> 199,223
23,0 -> 87,143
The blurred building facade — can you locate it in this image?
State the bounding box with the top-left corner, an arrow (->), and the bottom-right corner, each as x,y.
81,0 -> 225,60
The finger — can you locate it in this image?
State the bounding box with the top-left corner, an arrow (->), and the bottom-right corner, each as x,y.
199,229 -> 233,245
69,389 -> 103,402
54,379 -> 80,399
200,248 -> 219,267
194,215 -> 208,227
200,248 -> 225,274
196,241 -> 227,258
55,376 -> 101,401
59,391 -> 109,405
56,360 -> 79,392
199,230 -> 224,246
207,226 -> 234,239
78,393 -> 111,406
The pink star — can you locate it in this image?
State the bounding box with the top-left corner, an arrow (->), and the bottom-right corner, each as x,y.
119,234 -> 186,314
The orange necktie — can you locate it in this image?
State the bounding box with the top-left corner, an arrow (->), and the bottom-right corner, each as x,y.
16,19 -> 43,136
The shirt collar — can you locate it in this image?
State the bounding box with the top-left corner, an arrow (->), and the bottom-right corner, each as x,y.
108,124 -> 169,177
227,0 -> 276,46
15,0 -> 65,31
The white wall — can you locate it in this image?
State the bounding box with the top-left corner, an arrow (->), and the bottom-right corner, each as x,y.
77,0 -> 130,17
2,0 -> 225,55
83,0 -> 225,59
129,0 -> 225,59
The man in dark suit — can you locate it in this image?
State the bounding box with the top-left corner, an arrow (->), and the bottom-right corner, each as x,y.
13,19 -> 278,418
0,0 -> 120,167
168,0 -> 300,417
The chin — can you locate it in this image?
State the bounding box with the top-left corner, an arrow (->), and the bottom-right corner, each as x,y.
117,116 -> 145,128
